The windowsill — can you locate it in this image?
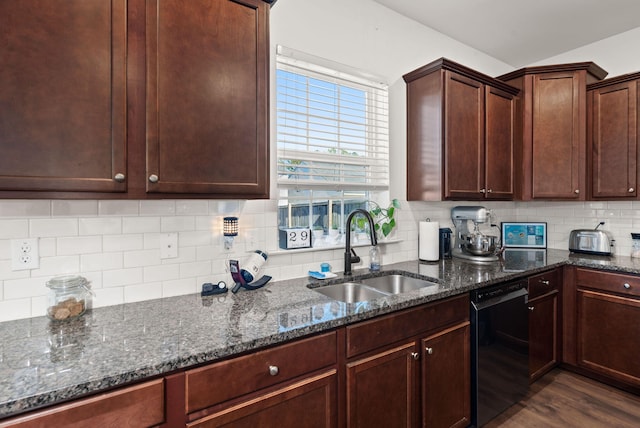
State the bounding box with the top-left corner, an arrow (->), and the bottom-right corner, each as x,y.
268,238 -> 402,255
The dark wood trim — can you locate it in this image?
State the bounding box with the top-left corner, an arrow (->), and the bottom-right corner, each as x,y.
587,70 -> 640,89
403,57 -> 520,95
497,61 -> 608,82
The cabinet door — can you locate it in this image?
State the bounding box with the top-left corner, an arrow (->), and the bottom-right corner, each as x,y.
444,71 -> 485,200
577,289 -> 640,386
0,379 -> 164,428
188,370 -> 336,428
421,322 -> 470,428
146,0 -> 269,197
0,0 -> 127,193
529,291 -> 558,381
590,80 -> 638,199
531,72 -> 585,199
485,86 -> 515,200
346,342 -> 417,428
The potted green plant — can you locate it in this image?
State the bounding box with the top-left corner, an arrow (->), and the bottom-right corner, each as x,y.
354,199 -> 401,239
369,199 -> 400,239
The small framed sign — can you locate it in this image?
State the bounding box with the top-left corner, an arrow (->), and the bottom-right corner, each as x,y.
279,228 -> 312,249
501,222 -> 547,248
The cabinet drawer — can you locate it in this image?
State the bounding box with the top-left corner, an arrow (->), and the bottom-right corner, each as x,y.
575,268 -> 640,298
346,294 -> 469,358
0,379 -> 164,428
528,268 -> 561,299
186,331 -> 337,414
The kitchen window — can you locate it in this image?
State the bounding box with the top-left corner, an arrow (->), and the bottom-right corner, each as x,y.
275,46 -> 389,248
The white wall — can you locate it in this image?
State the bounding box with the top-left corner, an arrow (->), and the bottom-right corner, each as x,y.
1,0 -> 639,322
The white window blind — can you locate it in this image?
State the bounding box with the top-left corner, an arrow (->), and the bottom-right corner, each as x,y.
276,46 -> 389,191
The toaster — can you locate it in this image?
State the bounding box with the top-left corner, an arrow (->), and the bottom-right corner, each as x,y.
569,229 -> 615,256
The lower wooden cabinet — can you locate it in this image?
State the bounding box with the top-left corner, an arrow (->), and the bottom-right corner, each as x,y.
528,269 -> 561,381
0,379 -> 165,428
345,294 -> 470,428
566,267 -> 640,391
187,370 -> 336,428
346,342 -> 417,427
421,323 -> 470,428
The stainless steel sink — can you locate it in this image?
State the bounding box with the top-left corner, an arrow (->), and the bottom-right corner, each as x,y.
310,274 -> 439,303
359,274 -> 438,294
311,282 -> 389,303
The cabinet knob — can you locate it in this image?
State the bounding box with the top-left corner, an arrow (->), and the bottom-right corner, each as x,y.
623,283 -> 631,289
114,173 -> 125,182
528,306 -> 535,311
629,188 -> 635,193
148,174 -> 159,183
540,280 -> 550,285
411,352 -> 419,360
425,347 -> 433,355
480,189 -> 486,194
487,189 -> 493,193
268,365 -> 279,376
574,189 -> 580,194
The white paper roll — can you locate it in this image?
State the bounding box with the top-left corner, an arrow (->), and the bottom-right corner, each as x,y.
419,221 -> 440,261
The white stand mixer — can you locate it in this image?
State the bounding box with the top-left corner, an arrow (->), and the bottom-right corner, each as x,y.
451,206 -> 501,263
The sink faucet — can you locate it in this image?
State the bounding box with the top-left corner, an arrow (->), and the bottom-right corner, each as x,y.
344,209 -> 378,275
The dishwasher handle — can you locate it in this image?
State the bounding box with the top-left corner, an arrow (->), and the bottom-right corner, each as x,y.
472,287 -> 528,311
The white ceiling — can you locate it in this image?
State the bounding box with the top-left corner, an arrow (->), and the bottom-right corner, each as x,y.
373,0 -> 640,68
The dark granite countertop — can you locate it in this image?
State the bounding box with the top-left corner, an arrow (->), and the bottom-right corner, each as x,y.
2,248 -> 640,419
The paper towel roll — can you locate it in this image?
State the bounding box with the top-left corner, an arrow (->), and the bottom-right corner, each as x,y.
419,221 -> 440,261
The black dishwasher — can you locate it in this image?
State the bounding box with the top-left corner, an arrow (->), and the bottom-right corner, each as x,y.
470,279 -> 529,427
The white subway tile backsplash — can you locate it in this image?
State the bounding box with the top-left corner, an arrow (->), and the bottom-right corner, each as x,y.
103,234 -> 144,252
51,200 -> 98,217
162,278 -> 197,297
0,200 -> 50,218
103,267 -> 143,287
57,236 -> 102,255
30,218 -> 78,237
98,200 -> 140,216
0,298 -> 32,322
36,256 -> 80,276
81,252 -> 123,272
123,217 -> 161,234
161,216 -> 195,232
79,217 -> 122,235
139,200 -> 176,216
0,220 -> 29,239
124,249 -> 160,268
144,264 -> 180,282
1,197 -> 639,321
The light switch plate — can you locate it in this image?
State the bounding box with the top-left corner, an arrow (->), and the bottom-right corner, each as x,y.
160,233 -> 178,259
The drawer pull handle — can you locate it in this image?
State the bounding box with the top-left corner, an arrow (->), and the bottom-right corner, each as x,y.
425,347 -> 433,355
411,352 -> 419,360
268,365 -> 279,376
623,283 -> 631,289
528,306 -> 535,311
540,280 -> 550,285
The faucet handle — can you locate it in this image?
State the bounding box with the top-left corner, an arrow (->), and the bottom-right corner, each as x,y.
350,248 -> 361,263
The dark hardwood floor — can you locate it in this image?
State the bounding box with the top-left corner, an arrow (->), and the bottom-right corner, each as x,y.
484,369 -> 640,428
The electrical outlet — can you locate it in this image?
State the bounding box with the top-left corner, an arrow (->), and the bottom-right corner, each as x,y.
11,238 -> 39,271
160,233 -> 178,259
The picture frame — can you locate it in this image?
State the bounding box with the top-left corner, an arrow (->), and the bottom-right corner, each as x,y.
501,222 -> 547,248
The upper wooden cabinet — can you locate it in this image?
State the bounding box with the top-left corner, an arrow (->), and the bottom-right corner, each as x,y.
0,0 -> 127,194
403,58 -> 518,201
0,0 -> 270,199
145,0 -> 269,197
587,73 -> 639,199
497,63 -> 607,200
